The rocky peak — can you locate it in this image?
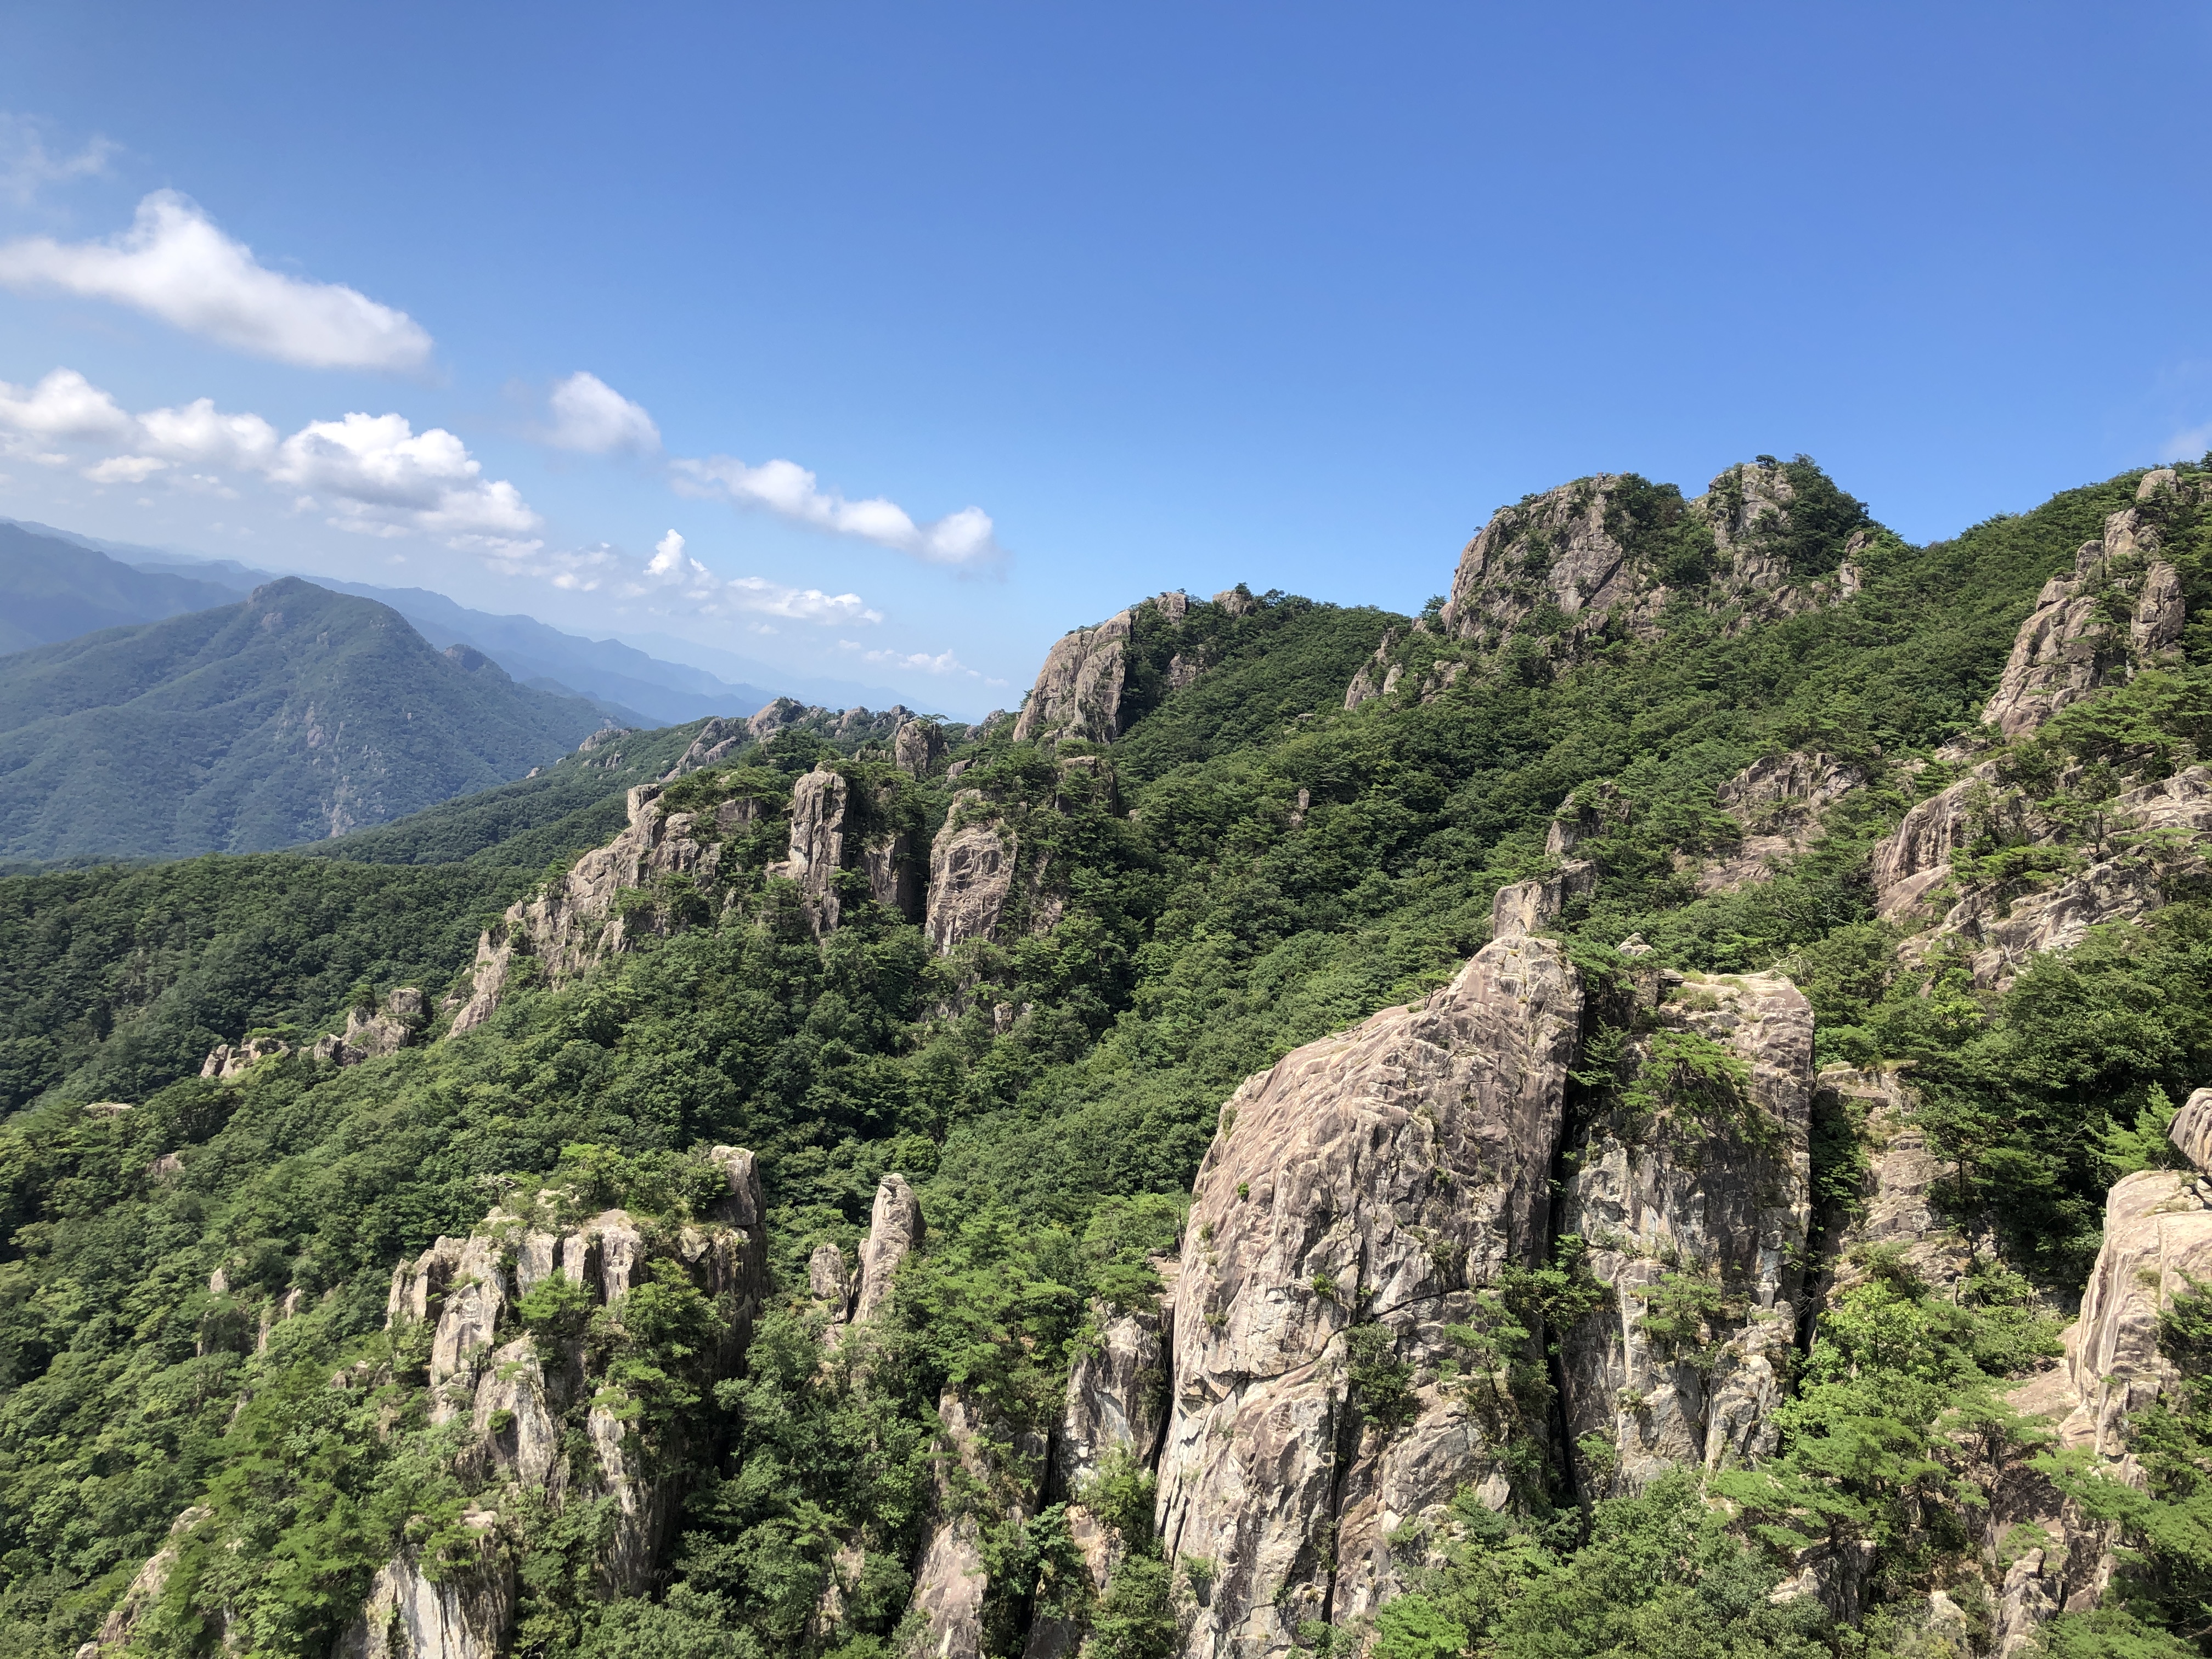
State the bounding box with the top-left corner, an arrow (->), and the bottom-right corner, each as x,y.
1154,930 -> 1583,1648
1011,590 -> 1214,746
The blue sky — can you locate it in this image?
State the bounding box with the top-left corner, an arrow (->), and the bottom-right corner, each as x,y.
0,2 -> 2208,719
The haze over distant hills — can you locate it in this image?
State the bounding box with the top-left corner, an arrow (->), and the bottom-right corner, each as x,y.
0,577 -> 616,861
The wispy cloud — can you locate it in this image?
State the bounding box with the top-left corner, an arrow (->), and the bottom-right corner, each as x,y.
840,639 -> 1001,682
0,191 -> 433,371
2162,422 -> 2212,463
541,371 -> 660,454
673,453 -> 1003,568
0,114 -> 116,206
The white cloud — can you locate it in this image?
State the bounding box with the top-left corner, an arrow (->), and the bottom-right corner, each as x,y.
0,368 -> 134,441
272,412 -> 543,544
860,645 -> 983,678
137,397 -> 279,470
82,454 -> 168,484
2162,422 -> 2212,462
672,453 -> 1003,567
0,114 -> 116,206
0,191 -> 433,370
544,371 -> 660,453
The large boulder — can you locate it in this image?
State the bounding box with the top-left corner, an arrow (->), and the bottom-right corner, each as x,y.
1153,932 -> 1583,1651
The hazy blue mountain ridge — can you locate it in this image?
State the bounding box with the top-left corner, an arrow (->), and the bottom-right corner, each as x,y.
0,578 -> 613,860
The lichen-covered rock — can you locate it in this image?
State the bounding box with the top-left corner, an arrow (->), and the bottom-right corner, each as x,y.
1153,932 -> 1583,1652
853,1173 -> 924,1325
1438,476 -> 1661,656
1558,970 -> 1815,1496
1343,629 -> 1400,712
926,791 -> 1019,954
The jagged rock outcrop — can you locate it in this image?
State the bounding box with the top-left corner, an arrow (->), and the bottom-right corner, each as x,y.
1489,859 -> 1596,938
200,1035 -> 291,1079
1978,472 -> 2196,741
335,1512 -> 512,1659
895,717 -> 947,777
346,1146 -> 770,1656
768,764 -> 924,933
1871,763 -> 2212,987
662,715 -> 749,779
1014,611 -> 1137,746
1153,929 -> 1583,1652
74,1506 -> 213,1658
1342,629 -> 1401,712
748,696 -> 808,740
1435,462 -> 1861,669
926,791 -> 1020,955
853,1173 -> 924,1325
1558,969 -> 1816,1496
906,1392 -> 1050,1659
313,988 -> 426,1066
451,785 -> 728,1034
1012,591 -> 1194,746
1808,1066 -> 1977,1304
1696,750 -> 1864,894
1995,1109 -> 2212,1652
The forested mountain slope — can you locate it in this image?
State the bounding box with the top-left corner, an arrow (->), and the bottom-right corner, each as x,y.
3,458 -> 2211,1659
0,522 -> 244,654
0,578 -> 616,861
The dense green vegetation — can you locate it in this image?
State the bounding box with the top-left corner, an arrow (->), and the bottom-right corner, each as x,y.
0,578 -> 610,861
3,461 -> 2211,1657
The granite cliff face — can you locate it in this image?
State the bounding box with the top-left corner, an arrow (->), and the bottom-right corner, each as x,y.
1153,925 -> 1583,1655
1558,967 -> 1815,1497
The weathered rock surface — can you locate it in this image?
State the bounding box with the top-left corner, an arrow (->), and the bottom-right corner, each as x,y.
200,1035 -> 291,1079
1014,608 -> 1136,745
2170,1086 -> 2212,1175
1489,858 -> 1596,938
907,1391 -> 1049,1659
450,785 -> 729,1034
1808,1067 -> 1977,1304
767,764 -> 924,934
1051,1281 -> 1176,1502
1871,764 -> 2212,986
1558,970 -> 1815,1496
926,791 -> 1019,955
74,1505 -> 213,1658
1154,932 -> 1583,1652
1697,750 -> 1864,894
345,1146 -> 771,1655
895,717 -> 947,777
335,1512 -> 512,1659
312,988 -> 426,1066
853,1173 -> 924,1325
1979,481 -> 2192,740
661,715 -> 749,779
1342,629 -> 1400,712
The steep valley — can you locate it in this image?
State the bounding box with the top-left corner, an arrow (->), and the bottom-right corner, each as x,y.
5,456 -> 2212,1659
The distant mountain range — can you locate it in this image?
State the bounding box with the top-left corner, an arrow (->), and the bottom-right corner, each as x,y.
0,577 -> 616,861
6,523 -> 920,724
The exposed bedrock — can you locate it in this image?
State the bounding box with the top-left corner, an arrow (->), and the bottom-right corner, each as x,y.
1557,968 -> 1816,1497
338,1146 -> 770,1657
1153,930 -> 1583,1656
